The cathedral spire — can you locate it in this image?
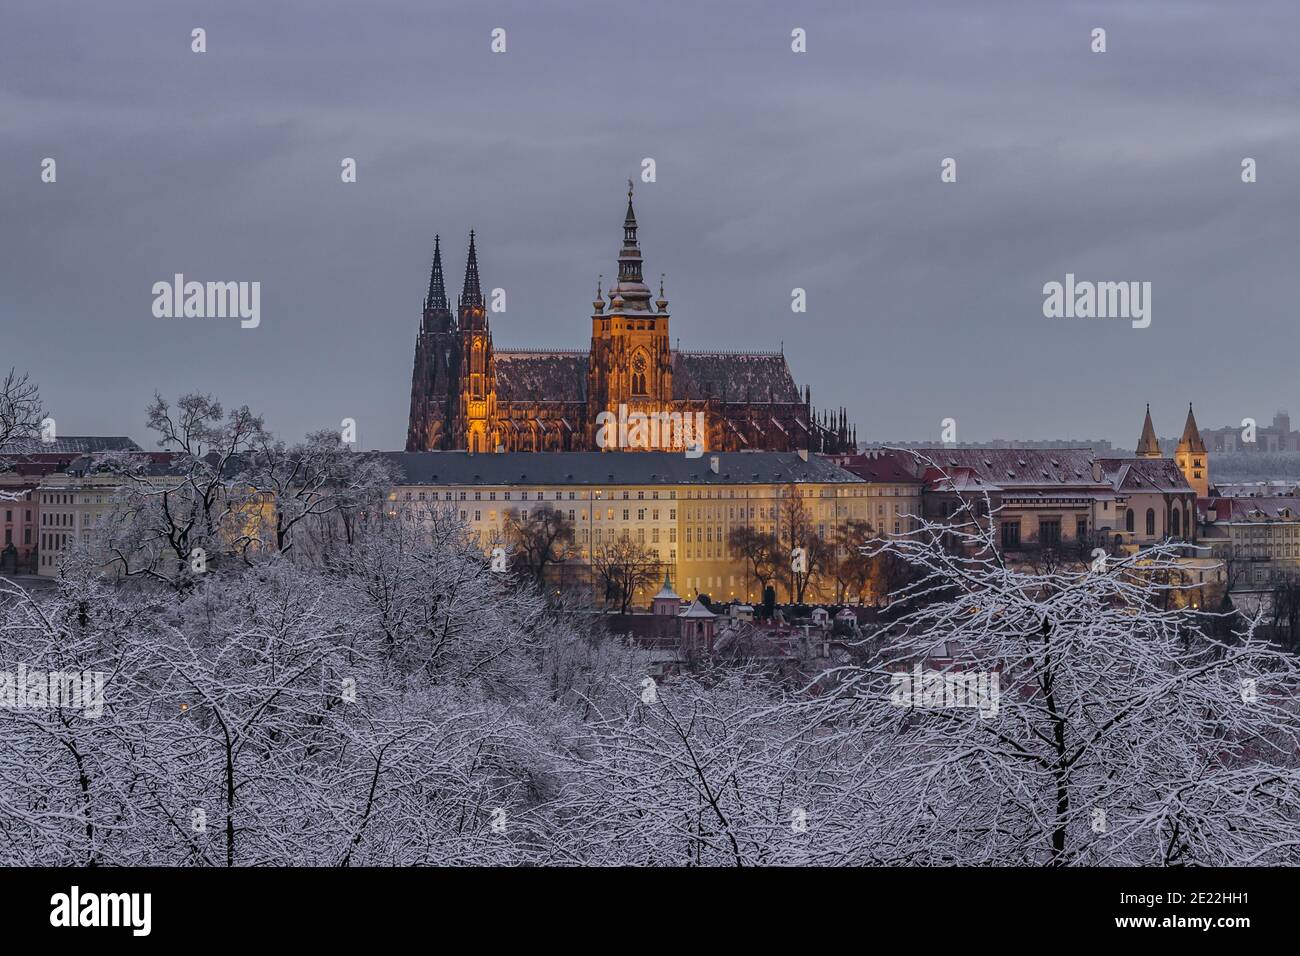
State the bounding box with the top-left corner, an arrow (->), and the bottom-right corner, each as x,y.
1136,403 -> 1162,458
425,234 -> 449,312
1175,402 -> 1209,498
459,230 -> 484,311
1178,402 -> 1206,454
610,180 -> 652,311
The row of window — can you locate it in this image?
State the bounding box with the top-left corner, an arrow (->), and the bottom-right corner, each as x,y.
41,493 -> 106,505
395,485 -> 898,503
1001,518 -> 1079,550
1120,507 -> 1183,537
999,507 -> 1188,548
1234,526 -> 1300,538
400,488 -> 685,503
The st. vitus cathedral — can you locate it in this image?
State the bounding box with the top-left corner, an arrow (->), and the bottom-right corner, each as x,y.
405,184 -> 856,453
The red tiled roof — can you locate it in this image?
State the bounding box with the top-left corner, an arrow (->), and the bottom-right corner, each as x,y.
825,450 -> 923,483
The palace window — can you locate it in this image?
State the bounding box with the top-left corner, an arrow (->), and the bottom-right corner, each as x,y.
1040,519 -> 1061,548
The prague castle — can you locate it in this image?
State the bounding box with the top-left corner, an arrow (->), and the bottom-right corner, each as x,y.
406,184 -> 855,454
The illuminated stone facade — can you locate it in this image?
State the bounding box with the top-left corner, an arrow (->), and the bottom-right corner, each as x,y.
406,186 -> 854,455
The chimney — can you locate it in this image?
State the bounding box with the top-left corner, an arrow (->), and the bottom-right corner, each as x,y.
1091,460 -> 1103,483
709,455 -> 720,474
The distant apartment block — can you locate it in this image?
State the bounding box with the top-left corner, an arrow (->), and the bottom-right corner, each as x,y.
1202,411 -> 1300,453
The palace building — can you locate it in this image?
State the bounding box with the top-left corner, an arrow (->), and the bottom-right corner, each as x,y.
380,449 -> 868,604
405,185 -> 855,455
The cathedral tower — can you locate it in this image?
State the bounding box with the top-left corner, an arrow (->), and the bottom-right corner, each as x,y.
1175,402 -> 1209,497
587,182 -> 674,444
406,235 -> 459,450
400,183 -> 853,456
453,231 -> 498,453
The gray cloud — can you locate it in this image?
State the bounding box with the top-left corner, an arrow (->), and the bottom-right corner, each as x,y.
3,0 -> 1297,449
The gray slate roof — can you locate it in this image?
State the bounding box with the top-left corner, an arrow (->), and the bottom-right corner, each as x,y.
905,447 -> 1194,495
672,352 -> 802,403
0,436 -> 141,455
490,350 -> 803,406
380,450 -> 861,487
495,351 -> 588,403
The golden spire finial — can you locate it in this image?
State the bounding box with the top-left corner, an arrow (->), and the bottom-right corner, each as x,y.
627,178 -> 634,200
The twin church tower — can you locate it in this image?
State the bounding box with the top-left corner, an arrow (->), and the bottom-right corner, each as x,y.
405,184 -> 855,454
1137,403 -> 1210,497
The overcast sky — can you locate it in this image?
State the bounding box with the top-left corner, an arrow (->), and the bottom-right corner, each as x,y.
3,0 -> 1297,451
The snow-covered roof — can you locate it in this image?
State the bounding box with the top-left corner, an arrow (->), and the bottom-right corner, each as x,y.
1211,496 -> 1300,522
679,598 -> 717,619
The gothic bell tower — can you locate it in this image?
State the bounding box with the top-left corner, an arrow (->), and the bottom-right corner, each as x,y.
587,182 -> 673,442
453,231 -> 498,453
1175,403 -> 1209,497
406,235 -> 459,450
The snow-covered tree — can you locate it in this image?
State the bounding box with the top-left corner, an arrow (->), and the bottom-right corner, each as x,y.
5,412 -> 1299,867
782,489 -> 1300,865
0,368 -> 44,503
